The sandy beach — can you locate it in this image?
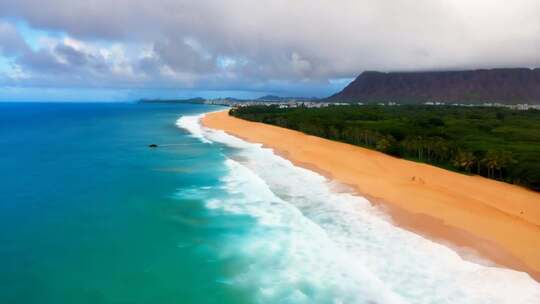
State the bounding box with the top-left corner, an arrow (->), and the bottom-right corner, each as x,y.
202,110 -> 540,281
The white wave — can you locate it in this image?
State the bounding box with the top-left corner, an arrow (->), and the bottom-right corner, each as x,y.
176,114 -> 212,144
172,186 -> 214,200
177,113 -> 540,303
219,158 -> 407,303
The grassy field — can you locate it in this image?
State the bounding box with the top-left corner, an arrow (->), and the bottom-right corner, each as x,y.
230,105 -> 540,191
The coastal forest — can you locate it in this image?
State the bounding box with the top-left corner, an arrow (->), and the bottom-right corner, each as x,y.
230,105 -> 540,191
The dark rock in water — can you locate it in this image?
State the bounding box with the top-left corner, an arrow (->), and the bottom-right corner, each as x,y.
330,68 -> 540,104
148,144 -> 158,148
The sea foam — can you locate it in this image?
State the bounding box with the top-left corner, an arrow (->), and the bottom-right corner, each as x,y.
177,113 -> 540,303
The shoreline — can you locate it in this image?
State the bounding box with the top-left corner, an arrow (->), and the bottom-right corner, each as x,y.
202,110 -> 540,282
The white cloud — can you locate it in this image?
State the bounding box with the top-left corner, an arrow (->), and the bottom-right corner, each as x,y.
0,0 -> 539,96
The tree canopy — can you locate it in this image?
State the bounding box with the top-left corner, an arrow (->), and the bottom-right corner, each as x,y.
230,105 -> 540,191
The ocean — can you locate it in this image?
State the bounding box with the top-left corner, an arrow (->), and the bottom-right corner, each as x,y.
1,102 -> 539,304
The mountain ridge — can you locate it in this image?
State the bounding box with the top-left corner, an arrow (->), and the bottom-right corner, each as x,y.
330,68 -> 540,104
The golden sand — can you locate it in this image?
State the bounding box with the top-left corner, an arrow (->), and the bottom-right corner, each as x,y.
202,110 -> 540,281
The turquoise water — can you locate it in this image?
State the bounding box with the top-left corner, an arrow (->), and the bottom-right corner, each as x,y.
2,102 -> 540,304
0,103 -> 253,303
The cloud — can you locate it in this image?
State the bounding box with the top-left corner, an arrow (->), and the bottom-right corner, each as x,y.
0,20 -> 30,56
152,37 -> 217,74
0,0 -> 539,97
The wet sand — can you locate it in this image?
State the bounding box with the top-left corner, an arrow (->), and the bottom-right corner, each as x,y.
202,110 -> 540,281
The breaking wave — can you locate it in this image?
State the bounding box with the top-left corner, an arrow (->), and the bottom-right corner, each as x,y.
177,113 -> 540,303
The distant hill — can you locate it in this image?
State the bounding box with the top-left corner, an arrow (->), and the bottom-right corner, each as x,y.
330,68 -> 540,104
257,95 -> 283,101
257,95 -> 318,101
139,97 -> 206,104
139,95 -> 319,104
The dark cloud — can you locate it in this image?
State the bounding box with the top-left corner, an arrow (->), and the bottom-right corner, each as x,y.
54,44 -> 88,66
0,21 -> 30,56
19,48 -> 67,73
153,38 -> 216,73
1,0 -> 539,96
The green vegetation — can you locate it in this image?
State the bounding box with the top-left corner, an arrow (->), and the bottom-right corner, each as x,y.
230,105 -> 540,191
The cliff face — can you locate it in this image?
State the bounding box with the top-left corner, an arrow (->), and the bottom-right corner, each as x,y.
331,68 -> 540,104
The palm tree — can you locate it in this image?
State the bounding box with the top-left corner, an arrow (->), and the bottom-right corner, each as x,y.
376,137 -> 392,152
493,151 -> 517,179
408,136 -> 425,160
453,150 -> 475,172
426,137 -> 447,163
483,150 -> 499,178
401,137 -> 416,158
434,138 -> 450,162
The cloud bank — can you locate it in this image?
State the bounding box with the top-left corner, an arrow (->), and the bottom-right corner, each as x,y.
0,0 -> 539,98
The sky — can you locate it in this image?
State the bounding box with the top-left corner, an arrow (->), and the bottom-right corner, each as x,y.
0,0 -> 539,101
